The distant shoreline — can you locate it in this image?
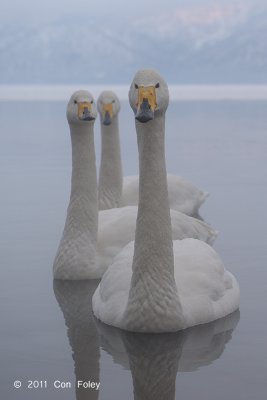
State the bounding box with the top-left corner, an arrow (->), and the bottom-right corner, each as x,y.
1,84 -> 267,101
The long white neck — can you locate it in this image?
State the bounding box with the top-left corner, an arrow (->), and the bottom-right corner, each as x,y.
98,115 -> 123,209
69,123 -> 98,221
123,116 -> 184,331
53,123 -> 98,279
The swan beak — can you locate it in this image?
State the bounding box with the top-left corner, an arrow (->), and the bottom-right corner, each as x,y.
78,102 -> 95,121
135,86 -> 157,123
101,103 -> 113,126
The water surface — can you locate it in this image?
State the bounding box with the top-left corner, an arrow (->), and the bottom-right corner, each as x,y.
0,99 -> 266,399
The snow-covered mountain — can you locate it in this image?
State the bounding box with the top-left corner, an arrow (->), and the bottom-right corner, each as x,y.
0,3 -> 266,84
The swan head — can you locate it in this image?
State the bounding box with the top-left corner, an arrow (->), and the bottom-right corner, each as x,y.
97,91 -> 120,126
67,90 -> 97,126
129,69 -> 169,123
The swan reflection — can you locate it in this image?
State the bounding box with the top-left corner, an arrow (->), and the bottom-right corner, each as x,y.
53,280 -> 100,400
96,310 -> 240,400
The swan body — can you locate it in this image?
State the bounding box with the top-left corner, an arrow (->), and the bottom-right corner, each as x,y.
122,174 -> 208,216
93,69 -> 240,332
97,90 -> 208,215
54,91 -> 217,280
93,239 -> 239,331
97,206 -> 217,271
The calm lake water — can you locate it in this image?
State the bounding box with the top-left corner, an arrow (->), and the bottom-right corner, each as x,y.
0,99 -> 267,399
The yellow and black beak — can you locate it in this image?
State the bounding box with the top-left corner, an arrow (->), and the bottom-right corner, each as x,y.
135,86 -> 157,123
78,101 -> 95,121
101,103 -> 113,126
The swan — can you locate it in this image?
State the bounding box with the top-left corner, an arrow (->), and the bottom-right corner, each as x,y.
97,90 -> 208,215
92,69 -> 240,332
97,206 -> 217,271
53,90 -> 100,279
53,90 -> 217,280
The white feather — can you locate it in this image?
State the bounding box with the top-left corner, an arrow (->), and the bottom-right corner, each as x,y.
93,69 -> 239,332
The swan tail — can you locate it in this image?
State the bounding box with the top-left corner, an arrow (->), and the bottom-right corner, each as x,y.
200,191 -> 209,205
207,229 -> 219,246
189,191 -> 209,217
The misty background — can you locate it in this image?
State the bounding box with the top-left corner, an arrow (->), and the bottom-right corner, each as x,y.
0,0 -> 267,84
1,2 -> 267,400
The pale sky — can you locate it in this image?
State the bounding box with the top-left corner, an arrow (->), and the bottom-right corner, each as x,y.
0,0 -> 265,27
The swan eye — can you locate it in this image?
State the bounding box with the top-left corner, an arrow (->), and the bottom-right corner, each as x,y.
155,82 -> 160,88
91,100 -> 94,104
112,100 -> 115,103
134,83 -> 138,89
74,100 -> 77,104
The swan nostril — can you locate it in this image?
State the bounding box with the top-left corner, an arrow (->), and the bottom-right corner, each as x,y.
141,100 -> 151,110
103,111 -> 112,126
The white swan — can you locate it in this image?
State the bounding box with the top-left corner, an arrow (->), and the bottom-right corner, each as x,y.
53,90 -> 217,280
97,206 -> 217,270
92,69 -> 240,332
97,90 -> 208,215
53,90 -> 100,279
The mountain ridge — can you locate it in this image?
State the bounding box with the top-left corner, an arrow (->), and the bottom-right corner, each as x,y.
1,5 -> 266,84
